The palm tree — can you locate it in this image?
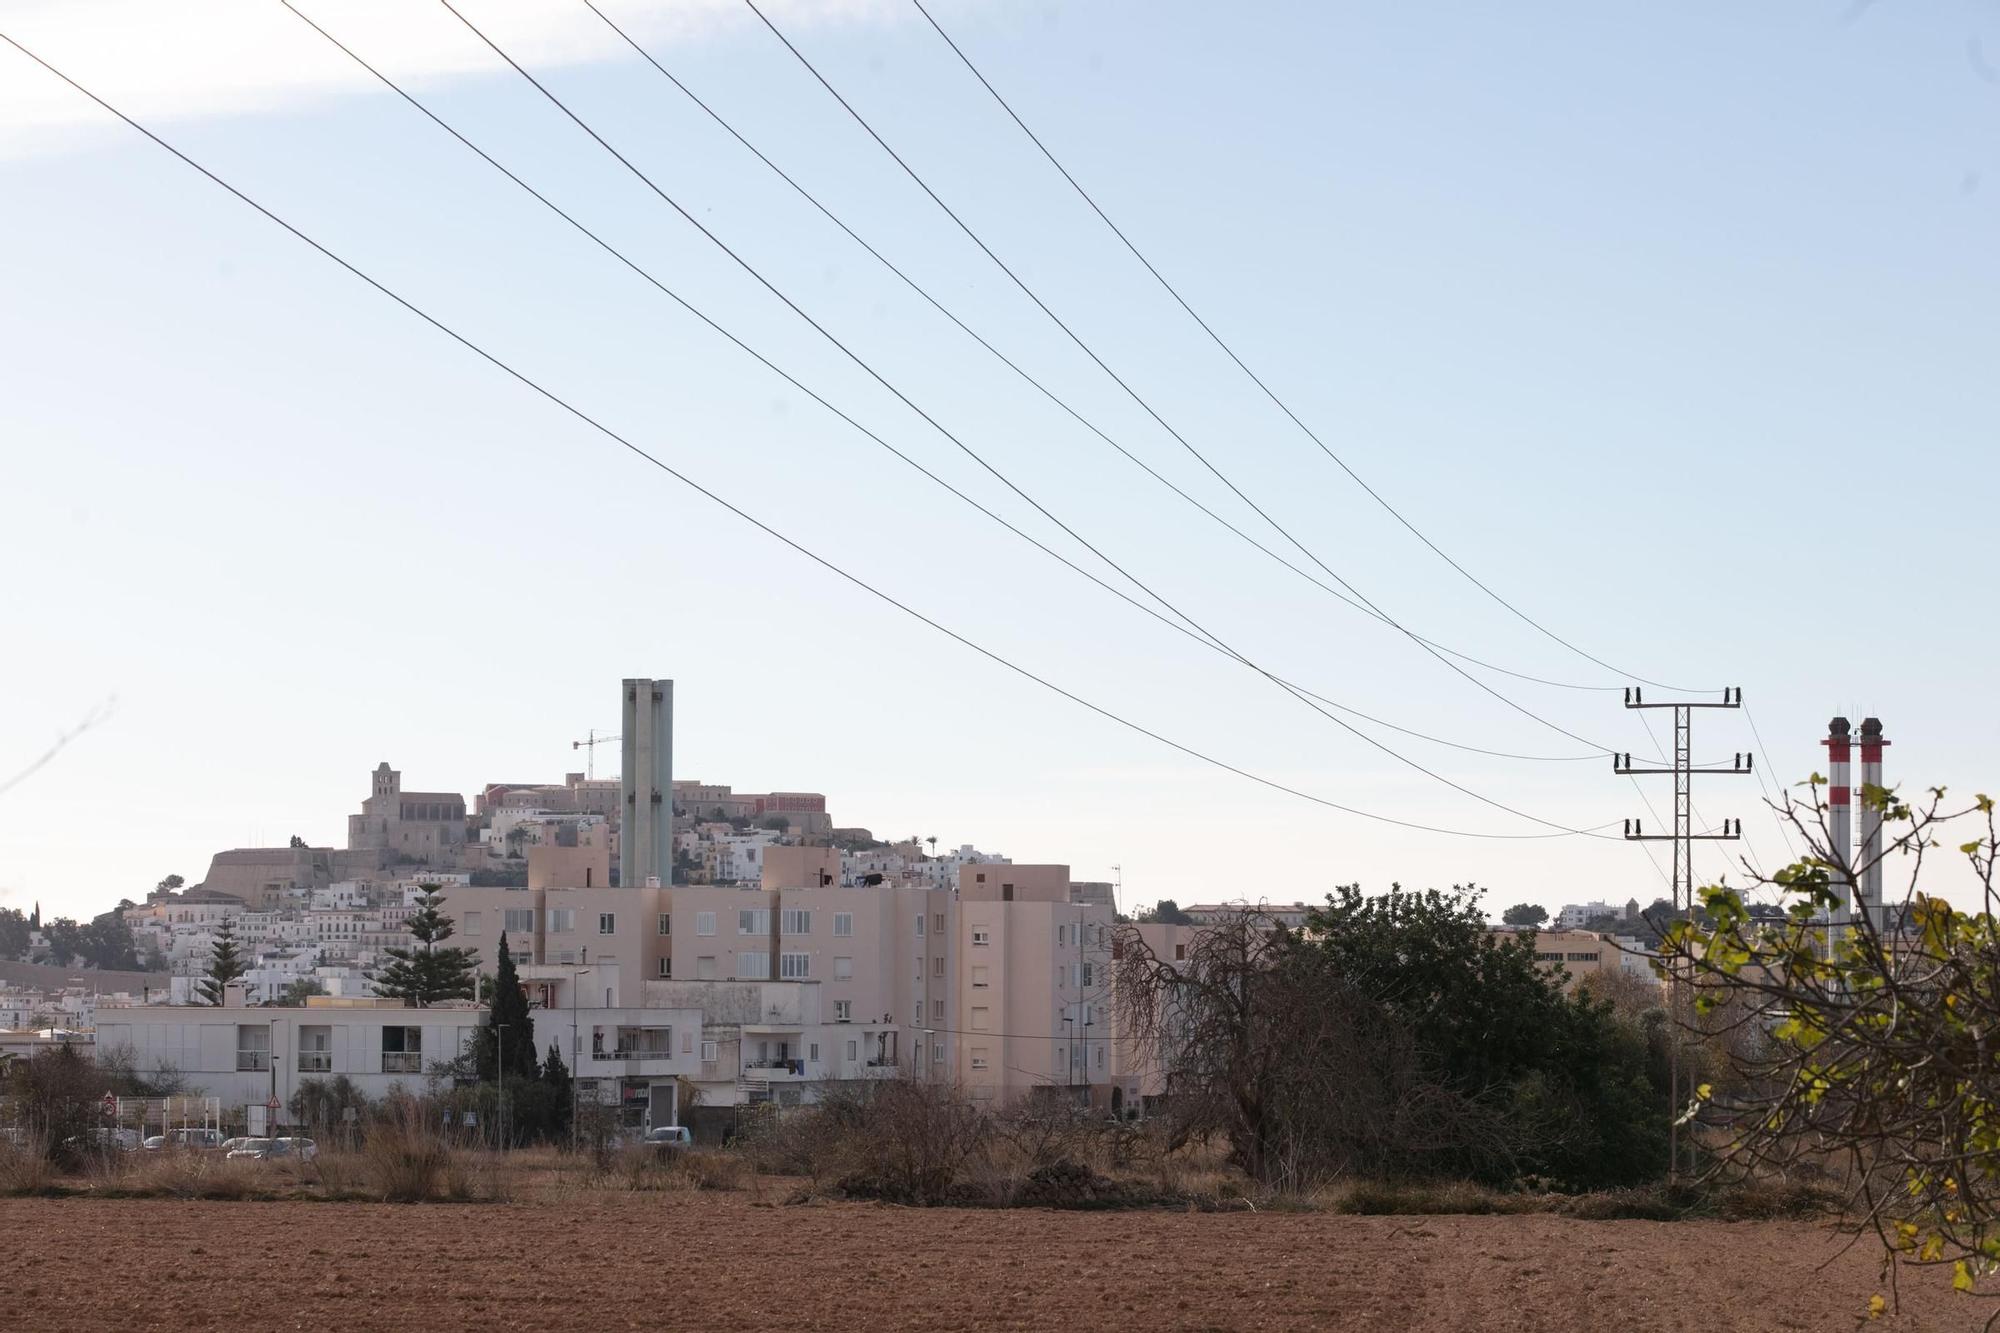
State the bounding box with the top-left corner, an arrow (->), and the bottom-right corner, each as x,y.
925,835 -> 938,859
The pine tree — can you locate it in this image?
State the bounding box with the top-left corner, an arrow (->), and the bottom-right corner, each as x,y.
374,885 -> 478,1008
196,918 -> 246,1005
474,933 -> 537,1084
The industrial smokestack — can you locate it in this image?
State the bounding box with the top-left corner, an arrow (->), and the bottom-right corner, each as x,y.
1857,717 -> 1890,931
1823,717 -> 1854,923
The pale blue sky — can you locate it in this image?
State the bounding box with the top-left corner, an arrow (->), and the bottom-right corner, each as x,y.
3,0 -> 1995,923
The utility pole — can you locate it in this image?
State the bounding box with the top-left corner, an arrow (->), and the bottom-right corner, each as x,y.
1613,686 -> 1752,1182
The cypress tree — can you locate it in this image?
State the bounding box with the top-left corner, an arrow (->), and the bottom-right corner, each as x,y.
196,918 -> 247,1005
375,885 -> 478,1007
475,932 -> 537,1083
540,1040 -> 573,1140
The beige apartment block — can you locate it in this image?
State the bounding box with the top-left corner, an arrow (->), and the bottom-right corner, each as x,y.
956,864 -> 1113,1110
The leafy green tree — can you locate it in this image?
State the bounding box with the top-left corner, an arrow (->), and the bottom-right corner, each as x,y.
1120,884 -> 1666,1188
278,976 -> 327,1007
196,919 -> 247,1005
0,907 -> 28,957
374,886 -> 477,1007
288,1074 -> 372,1140
474,933 -> 537,1085
1501,903 -> 1548,928
155,874 -> 183,895
1667,781 -> 2000,1301
1135,899 -> 1194,926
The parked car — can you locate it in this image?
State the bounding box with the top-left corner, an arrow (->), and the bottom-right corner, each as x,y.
225,1138 -> 276,1160
275,1137 -> 317,1161
166,1128 -> 223,1150
141,1135 -> 167,1151
640,1125 -> 693,1150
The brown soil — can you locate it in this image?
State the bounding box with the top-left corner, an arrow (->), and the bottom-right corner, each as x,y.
0,1193 -> 1970,1330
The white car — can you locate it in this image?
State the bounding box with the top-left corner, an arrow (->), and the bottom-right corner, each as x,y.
641,1125 -> 692,1149
275,1136 -> 318,1161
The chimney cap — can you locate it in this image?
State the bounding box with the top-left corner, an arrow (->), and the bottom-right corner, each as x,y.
1828,716 -> 1851,736
1859,717 -> 1884,738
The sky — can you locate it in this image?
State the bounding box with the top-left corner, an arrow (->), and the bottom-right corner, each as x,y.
2,0 -> 1996,925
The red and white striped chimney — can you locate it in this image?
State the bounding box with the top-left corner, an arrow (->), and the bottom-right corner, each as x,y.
1857,717 -> 1889,929
1823,717 -> 1854,922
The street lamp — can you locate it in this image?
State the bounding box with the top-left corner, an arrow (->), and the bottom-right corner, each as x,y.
570,967 -> 590,1150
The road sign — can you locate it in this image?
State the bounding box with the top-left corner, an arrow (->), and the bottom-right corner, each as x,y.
265,1099 -> 281,1111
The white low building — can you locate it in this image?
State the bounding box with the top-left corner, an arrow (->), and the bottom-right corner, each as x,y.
92,998 -> 705,1130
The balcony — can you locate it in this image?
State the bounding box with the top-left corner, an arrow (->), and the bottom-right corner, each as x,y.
381,1052 -> 423,1074
297,1051 -> 332,1073
586,1049 -> 676,1076
236,1051 -> 271,1072
743,1059 -> 805,1078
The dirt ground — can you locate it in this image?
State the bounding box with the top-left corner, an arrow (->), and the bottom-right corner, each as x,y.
0,1192 -> 1975,1331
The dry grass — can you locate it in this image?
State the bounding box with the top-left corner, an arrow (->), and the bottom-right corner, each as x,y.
0,1140 -> 59,1195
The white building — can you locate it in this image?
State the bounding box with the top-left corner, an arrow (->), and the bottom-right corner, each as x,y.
93,998 -> 704,1130
1555,901 -> 1620,929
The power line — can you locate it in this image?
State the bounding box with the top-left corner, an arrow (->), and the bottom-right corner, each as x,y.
263,0 -> 1602,810
909,0 -> 1715,696
576,0 -> 1616,701
0,29 -> 1616,845
429,1 -> 1623,835
741,0 -> 1640,764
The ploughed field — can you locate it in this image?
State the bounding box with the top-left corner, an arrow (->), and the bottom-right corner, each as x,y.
0,1192 -> 1963,1330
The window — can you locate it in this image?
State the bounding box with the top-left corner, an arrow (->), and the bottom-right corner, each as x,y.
913,1003 -> 922,1026
1057,924 -> 1067,946
657,913 -> 671,936
845,1039 -> 858,1062
738,908 -> 769,936
462,910 -> 482,937
737,952 -> 770,980
834,999 -> 851,1022
781,909 -> 811,935
700,1040 -> 718,1063
504,908 -> 535,934
971,928 -> 990,947
833,956 -> 853,980
1174,943 -> 1187,961
657,957 -> 671,978
1081,963 -> 1094,988
547,908 -> 576,933
833,912 -> 853,937
971,1006 -> 990,1031
932,956 -> 945,977
297,1025 -> 331,1073
697,956 -> 717,980
696,911 -> 716,937
932,999 -> 944,1020
809,1042 -> 819,1062
381,1026 -> 422,1074
1095,1045 -> 1105,1069
598,913 -> 616,935
932,1043 -> 944,1064
780,952 -> 811,979
914,914 -> 925,938
236,1025 -> 271,1072
971,965 -> 989,988
970,1048 -> 989,1071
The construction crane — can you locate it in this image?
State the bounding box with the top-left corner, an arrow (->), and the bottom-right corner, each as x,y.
571,729 -> 620,781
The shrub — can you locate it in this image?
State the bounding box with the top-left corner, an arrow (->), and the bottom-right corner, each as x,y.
0,1140 -> 58,1195
361,1115 -> 454,1202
